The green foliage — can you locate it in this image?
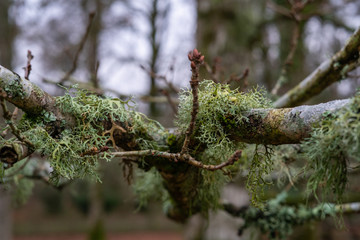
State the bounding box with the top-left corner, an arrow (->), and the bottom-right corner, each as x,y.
237,191 -> 336,240
176,80 -> 272,210
302,94 -> 360,203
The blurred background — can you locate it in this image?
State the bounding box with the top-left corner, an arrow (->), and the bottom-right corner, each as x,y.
1,0 -> 360,239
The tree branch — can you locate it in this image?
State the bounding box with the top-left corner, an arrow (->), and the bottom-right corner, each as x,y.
229,99 -> 349,145
0,65 -> 74,125
274,27 -> 360,108
0,65 -> 354,223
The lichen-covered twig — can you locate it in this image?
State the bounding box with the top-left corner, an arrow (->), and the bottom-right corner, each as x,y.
181,49 -> 204,153
275,27 -> 360,108
0,98 -> 33,149
111,149 -> 241,171
0,65 -> 74,124
230,99 -> 349,144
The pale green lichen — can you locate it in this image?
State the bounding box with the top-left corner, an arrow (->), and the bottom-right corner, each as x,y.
302,92 -> 360,203
15,86 -> 163,184
133,167 -> 171,210
237,191 -> 336,240
176,80 -> 272,209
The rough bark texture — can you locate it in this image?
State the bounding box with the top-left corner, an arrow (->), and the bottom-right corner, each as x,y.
275,27 -> 360,108
0,66 -> 74,125
230,99 -> 349,144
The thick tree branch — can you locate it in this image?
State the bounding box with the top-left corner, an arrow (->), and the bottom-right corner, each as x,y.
229,99 -> 349,145
275,27 -> 360,108
0,65 -> 74,125
0,65 -> 353,223
0,64 -> 351,158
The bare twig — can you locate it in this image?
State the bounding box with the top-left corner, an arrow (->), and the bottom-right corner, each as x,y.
225,68 -> 250,87
111,149 -> 241,171
271,23 -> 300,95
181,49 -> 204,153
140,64 -> 179,93
60,12 -> 95,84
271,0 -> 306,95
204,57 -> 222,83
1,106 -> 18,138
266,0 -> 292,18
160,89 -> 177,114
0,98 -> 33,150
23,50 -> 34,80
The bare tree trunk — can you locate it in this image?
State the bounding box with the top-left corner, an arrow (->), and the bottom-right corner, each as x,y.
0,186 -> 12,240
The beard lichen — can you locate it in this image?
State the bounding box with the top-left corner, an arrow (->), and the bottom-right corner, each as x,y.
302,93 -> 360,203
176,80 -> 273,210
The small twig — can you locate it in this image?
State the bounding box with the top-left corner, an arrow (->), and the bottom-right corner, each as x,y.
204,57 -> 222,83
0,98 -> 33,149
121,158 -> 134,184
181,49 -> 204,154
271,0 -> 305,95
266,0 -> 292,18
60,12 -> 95,84
80,146 -> 109,157
225,68 -> 250,86
92,61 -> 100,86
160,89 -> 178,114
23,50 -> 34,80
111,149 -> 241,171
140,64 -> 179,93
271,23 -> 300,95
1,106 -> 18,138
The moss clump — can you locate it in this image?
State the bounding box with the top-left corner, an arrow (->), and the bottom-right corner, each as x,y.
176,80 -> 272,210
302,93 -> 360,202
